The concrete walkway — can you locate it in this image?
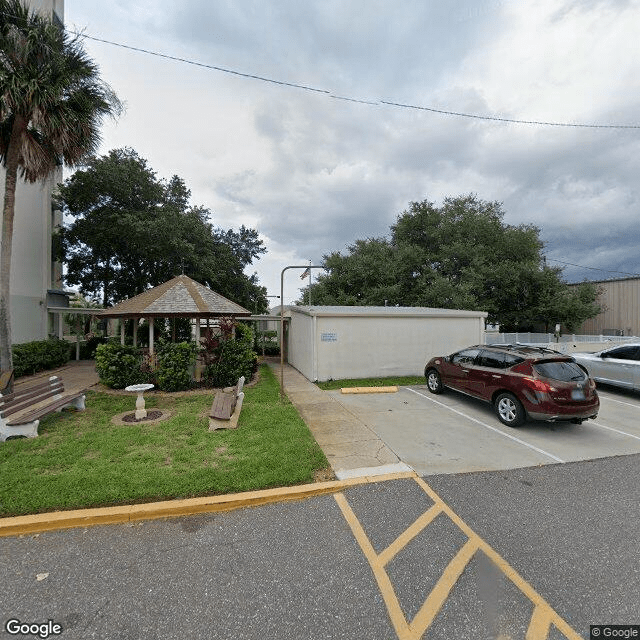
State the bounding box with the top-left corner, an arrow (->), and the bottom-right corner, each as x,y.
267,360 -> 411,479
15,359 -> 100,396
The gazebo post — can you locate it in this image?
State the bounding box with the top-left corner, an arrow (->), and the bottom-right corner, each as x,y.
133,317 -> 138,348
120,320 -> 125,345
194,316 -> 202,381
149,317 -> 155,355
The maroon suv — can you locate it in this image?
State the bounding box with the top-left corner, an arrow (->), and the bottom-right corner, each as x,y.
424,344 -> 599,427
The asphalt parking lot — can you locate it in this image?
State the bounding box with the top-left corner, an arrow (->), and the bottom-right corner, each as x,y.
328,383 -> 640,475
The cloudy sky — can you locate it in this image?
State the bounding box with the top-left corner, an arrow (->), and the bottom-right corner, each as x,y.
64,0 -> 640,306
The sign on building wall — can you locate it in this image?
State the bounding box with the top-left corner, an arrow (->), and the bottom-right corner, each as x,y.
320,332 -> 338,342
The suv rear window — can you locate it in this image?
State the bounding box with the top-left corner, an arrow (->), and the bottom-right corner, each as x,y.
534,361 -> 587,382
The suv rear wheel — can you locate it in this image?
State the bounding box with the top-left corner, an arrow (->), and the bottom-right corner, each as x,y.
495,392 -> 525,427
426,369 -> 444,394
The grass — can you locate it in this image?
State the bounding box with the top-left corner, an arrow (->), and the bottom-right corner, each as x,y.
0,365 -> 330,517
316,375 -> 425,391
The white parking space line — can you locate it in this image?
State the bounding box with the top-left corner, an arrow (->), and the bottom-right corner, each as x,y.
590,421 -> 640,441
405,387 -> 565,463
597,394 -> 640,410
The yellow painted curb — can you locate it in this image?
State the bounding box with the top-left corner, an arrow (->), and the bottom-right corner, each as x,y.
0,471 -> 415,538
341,386 -> 398,394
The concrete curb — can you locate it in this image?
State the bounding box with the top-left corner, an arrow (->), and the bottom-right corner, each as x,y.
0,471 -> 416,538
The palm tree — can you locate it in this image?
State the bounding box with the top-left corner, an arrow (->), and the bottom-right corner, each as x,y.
0,0 -> 120,388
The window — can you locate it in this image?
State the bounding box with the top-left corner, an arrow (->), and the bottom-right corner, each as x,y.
478,350 -> 524,369
478,350 -> 505,368
504,353 -> 525,368
452,348 -> 480,365
603,346 -> 640,362
534,361 -> 587,382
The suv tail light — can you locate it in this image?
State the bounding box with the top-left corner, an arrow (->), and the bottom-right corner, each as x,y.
522,377 -> 556,393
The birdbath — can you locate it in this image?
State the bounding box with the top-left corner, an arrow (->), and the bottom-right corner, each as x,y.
124,384 -> 155,420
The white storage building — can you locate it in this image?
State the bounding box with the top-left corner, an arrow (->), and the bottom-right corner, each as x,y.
287,306 -> 487,382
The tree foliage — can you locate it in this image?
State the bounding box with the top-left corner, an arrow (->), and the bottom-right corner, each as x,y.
302,195 -> 601,331
57,148 -> 268,312
0,0 -> 120,378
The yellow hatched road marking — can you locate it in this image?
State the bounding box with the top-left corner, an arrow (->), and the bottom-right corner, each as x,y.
335,474 -> 584,640
526,604 -> 554,640
408,538 -> 479,639
413,476 -> 583,640
335,492 -> 412,639
378,504 -> 442,567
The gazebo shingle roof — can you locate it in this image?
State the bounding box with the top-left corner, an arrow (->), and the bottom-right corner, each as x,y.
100,275 -> 251,317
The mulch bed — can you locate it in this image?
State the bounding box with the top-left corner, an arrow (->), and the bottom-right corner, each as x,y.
120,410 -> 164,423
111,409 -> 172,426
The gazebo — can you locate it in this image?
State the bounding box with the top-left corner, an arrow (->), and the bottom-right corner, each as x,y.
99,275 -> 251,355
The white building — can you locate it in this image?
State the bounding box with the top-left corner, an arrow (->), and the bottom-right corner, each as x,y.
287,306 -> 487,382
1,0 -> 67,345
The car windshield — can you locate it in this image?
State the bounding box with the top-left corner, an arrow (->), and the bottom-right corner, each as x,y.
534,361 -> 587,382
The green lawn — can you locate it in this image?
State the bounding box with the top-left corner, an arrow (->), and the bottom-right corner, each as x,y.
0,365 -> 330,517
316,375 -> 425,391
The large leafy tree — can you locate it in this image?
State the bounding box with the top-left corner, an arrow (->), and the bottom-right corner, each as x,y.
57,148 -> 268,312
0,0 -> 120,380
302,195 -> 600,331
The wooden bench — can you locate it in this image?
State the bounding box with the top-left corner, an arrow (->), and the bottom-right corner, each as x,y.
0,376 -> 86,442
209,376 -> 245,430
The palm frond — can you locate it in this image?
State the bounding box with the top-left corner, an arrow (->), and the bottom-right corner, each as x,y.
0,0 -> 120,181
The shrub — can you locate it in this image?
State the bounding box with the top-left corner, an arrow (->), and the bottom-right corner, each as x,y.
155,340 -> 198,392
205,322 -> 258,387
12,338 -> 71,378
79,335 -> 108,359
95,341 -> 150,389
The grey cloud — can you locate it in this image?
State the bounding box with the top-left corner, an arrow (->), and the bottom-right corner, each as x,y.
67,0 -> 640,292
162,0 -> 510,97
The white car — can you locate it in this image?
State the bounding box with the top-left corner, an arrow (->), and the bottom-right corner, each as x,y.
572,344 -> 640,392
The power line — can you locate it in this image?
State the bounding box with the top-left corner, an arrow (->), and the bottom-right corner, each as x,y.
380,100 -> 640,130
65,28 -> 640,131
4,5 -> 637,130
546,257 -> 640,277
71,32 -> 331,95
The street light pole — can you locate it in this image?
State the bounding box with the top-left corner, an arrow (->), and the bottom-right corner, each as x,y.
280,264 -> 323,399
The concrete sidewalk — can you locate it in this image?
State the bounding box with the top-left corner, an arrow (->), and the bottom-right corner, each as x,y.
267,360 -> 411,479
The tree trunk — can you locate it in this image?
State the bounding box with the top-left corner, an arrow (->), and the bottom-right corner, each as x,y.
0,117 -> 25,391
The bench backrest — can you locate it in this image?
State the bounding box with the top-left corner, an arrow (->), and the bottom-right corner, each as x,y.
0,376 -> 65,420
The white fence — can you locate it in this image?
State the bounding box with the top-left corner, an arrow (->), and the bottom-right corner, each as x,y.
485,333 -> 638,345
